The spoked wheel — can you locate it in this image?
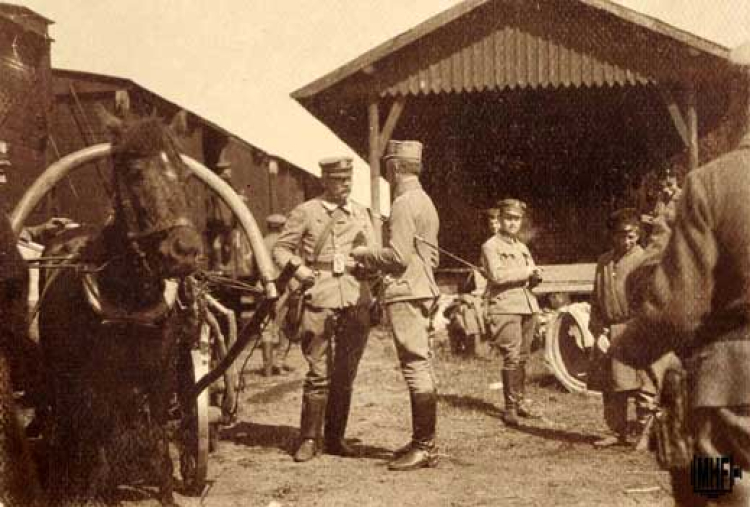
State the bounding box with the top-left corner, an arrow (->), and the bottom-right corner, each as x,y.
177,326 -> 210,495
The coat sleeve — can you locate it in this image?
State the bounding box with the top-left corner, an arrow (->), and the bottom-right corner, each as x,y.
272,205 -> 306,271
481,242 -> 531,286
357,199 -> 414,274
612,173 -> 718,368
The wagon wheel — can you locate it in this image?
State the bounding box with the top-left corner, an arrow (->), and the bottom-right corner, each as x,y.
544,303 -> 598,394
177,325 -> 211,494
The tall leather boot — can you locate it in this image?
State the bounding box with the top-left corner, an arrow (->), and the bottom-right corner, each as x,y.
502,369 -> 519,426
517,363 -> 541,419
324,389 -> 358,457
294,394 -> 326,462
262,342 -> 274,377
388,392 -> 439,471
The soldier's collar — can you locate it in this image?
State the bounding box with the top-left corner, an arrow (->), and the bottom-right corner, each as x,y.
320,198 -> 352,214
495,232 -> 518,244
394,177 -> 422,198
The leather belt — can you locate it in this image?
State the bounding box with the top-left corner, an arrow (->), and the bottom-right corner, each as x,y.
308,260 -> 355,275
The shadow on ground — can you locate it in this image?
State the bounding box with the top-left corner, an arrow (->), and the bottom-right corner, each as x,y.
221,421 -> 298,453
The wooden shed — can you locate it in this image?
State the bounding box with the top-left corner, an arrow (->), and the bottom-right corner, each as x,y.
292,0 -> 747,275
49,69 -> 321,234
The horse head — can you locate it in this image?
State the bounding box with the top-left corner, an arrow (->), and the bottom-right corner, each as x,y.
99,108 -> 203,279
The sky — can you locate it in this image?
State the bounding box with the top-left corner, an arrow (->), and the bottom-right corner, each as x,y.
20,0 -> 750,208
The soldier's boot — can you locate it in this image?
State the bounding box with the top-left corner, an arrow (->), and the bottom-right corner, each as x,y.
262,342 -> 274,377
388,392 -> 439,471
502,369 -> 520,427
516,363 -> 541,419
324,389 -> 359,457
294,395 -> 326,462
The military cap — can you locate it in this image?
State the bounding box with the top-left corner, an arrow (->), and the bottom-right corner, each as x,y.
730,41 -> 750,66
497,198 -> 527,217
383,140 -> 423,162
484,207 -> 501,218
607,208 -> 641,232
266,213 -> 287,228
319,156 -> 353,176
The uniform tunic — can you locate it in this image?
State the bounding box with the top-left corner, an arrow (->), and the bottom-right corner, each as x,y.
357,178 -> 440,394
481,233 -> 539,369
613,135 -> 750,505
272,197 -> 375,395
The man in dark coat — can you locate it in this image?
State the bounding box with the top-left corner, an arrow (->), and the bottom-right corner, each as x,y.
612,58 -> 750,504
588,209 -> 655,447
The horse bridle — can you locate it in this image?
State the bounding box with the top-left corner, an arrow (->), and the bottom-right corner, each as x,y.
112,150 -> 196,275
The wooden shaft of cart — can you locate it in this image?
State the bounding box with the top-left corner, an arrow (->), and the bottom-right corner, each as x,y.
189,258 -> 301,399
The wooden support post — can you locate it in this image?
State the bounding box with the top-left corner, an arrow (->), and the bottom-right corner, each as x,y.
657,85 -> 689,148
686,81 -> 699,171
368,98 -> 382,244
378,97 -> 406,156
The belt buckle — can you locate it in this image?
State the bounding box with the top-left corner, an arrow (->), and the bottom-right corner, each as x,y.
332,253 -> 345,276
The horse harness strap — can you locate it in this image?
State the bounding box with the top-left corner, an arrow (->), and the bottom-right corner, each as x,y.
82,273 -> 179,327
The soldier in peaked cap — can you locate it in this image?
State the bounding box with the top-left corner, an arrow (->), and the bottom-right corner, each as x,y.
587,208 -> 658,448
273,155 -> 376,463
351,139 -> 441,471
481,197 -> 542,426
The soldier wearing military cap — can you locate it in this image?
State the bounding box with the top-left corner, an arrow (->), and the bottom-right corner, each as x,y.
351,139 -> 441,471
481,197 -> 542,426
273,156 -> 376,462
588,208 -> 657,447
260,213 -> 292,377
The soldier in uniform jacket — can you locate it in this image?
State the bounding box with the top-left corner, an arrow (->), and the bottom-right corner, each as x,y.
273,156 -> 376,463
612,54 -> 750,504
351,140 -> 441,471
481,198 -> 542,426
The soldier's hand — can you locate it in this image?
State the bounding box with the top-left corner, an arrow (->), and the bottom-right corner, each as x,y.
530,266 -> 543,281
349,246 -> 369,260
295,265 -> 316,287
596,334 -> 610,354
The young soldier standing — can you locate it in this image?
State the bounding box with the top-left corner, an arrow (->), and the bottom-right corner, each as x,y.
351,140 -> 441,471
481,199 -> 542,426
589,208 -> 656,447
272,157 -> 376,462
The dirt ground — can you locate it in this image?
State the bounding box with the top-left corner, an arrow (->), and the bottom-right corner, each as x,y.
113,328 -> 673,507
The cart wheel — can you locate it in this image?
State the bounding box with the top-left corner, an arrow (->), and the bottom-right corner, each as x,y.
178,333 -> 210,495
544,303 -> 598,394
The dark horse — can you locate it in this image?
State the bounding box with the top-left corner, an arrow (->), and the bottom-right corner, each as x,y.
37,112 -> 203,506
0,212 -> 44,506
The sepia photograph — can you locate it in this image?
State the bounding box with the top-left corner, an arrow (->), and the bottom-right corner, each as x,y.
1,1 -> 749,505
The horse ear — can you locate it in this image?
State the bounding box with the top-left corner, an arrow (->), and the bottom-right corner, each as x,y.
169,110 -> 190,138
94,104 -> 124,134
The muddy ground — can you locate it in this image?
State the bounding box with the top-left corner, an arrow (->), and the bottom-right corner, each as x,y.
103,328 -> 673,507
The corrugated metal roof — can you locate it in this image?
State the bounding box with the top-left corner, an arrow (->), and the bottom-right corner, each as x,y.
379,16 -> 652,96
292,0 -> 731,101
